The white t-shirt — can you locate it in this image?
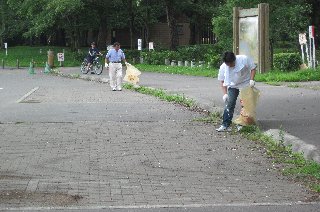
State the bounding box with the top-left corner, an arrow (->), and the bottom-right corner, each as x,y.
218,55 -> 256,89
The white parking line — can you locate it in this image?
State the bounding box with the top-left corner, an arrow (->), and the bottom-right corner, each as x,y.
16,87 -> 39,103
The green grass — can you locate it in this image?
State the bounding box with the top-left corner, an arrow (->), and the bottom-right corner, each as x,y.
0,46 -> 91,67
2,46 -> 320,83
255,69 -> 320,82
135,64 -> 320,83
123,83 -> 196,108
134,64 -> 218,78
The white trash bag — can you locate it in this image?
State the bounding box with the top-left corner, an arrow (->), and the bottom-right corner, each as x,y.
124,62 -> 141,85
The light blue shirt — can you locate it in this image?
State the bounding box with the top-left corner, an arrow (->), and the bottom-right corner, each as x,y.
106,49 -> 125,62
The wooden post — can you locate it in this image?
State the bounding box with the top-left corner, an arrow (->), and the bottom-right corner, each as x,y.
233,4 -> 270,73
258,3 -> 270,73
233,7 -> 240,55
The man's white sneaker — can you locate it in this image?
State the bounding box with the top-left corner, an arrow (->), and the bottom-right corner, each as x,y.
216,125 -> 231,132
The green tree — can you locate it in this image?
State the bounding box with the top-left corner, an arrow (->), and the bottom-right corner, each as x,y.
212,0 -> 312,52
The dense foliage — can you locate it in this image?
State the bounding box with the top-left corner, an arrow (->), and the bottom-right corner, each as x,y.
1,0 -> 318,52
212,0 -> 313,52
273,53 -> 302,72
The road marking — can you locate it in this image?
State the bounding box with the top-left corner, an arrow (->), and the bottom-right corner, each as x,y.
25,179 -> 39,192
0,88 -> 3,90
16,87 -> 39,103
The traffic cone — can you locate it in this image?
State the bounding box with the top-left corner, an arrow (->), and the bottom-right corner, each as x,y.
28,62 -> 35,74
44,62 -> 51,74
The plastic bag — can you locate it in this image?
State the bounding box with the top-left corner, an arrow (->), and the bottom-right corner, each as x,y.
124,62 -> 141,85
234,86 -> 260,126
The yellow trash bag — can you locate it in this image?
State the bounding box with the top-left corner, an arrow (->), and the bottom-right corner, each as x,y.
124,62 -> 141,85
234,86 -> 260,126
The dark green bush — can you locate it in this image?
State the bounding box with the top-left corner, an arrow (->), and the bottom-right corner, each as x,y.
273,53 -> 302,71
139,44 -> 223,65
72,51 -> 87,62
124,49 -> 141,62
207,54 -> 222,68
141,51 -> 168,65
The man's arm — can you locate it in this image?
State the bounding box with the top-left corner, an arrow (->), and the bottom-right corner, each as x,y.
221,81 -> 227,94
250,68 -> 256,80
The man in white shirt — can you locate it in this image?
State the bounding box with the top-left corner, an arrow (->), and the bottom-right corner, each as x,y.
216,51 -> 256,132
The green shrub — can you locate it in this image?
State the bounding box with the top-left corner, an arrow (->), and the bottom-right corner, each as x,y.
273,53 -> 302,71
72,51 -> 87,62
140,44 -> 223,65
124,49 -> 141,62
207,54 -> 221,68
141,51 -> 168,65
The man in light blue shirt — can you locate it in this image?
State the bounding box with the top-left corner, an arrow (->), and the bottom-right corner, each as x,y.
106,42 -> 126,91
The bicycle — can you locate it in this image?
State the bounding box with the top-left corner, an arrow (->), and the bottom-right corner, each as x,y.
80,56 -> 103,75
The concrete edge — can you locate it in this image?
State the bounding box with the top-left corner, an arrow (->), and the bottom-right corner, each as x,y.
264,129 -> 320,163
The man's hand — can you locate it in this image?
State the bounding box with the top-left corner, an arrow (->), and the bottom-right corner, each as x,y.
223,94 -> 229,102
249,80 -> 255,87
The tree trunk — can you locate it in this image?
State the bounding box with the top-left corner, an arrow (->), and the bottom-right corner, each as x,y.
97,23 -> 108,50
311,0 -> 320,48
0,0 -> 5,47
165,0 -> 179,50
189,22 -> 196,45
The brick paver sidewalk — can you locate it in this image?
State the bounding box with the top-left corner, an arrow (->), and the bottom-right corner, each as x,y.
0,69 -> 316,209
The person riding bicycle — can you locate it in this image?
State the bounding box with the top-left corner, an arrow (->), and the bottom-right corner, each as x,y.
86,42 -> 102,70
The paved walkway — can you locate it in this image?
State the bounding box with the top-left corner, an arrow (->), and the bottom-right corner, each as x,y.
0,68 -> 318,210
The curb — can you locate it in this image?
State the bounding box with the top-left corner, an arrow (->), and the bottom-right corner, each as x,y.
264,129 -> 320,163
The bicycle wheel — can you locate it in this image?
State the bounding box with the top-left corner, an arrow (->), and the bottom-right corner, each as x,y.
94,61 -> 103,75
80,61 -> 89,74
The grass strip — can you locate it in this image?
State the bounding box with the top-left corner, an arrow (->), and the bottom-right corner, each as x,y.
134,64 -> 218,78
123,83 -> 196,109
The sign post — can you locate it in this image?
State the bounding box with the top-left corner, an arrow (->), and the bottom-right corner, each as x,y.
137,39 -> 142,51
138,39 -> 143,63
149,42 -> 154,51
299,33 -> 307,64
309,26 -> 316,69
4,43 -> 7,56
57,53 -> 64,67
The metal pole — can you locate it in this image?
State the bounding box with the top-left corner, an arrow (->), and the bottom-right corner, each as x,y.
300,45 -> 305,64
2,59 -> 4,69
17,59 -> 19,69
312,37 -> 316,68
